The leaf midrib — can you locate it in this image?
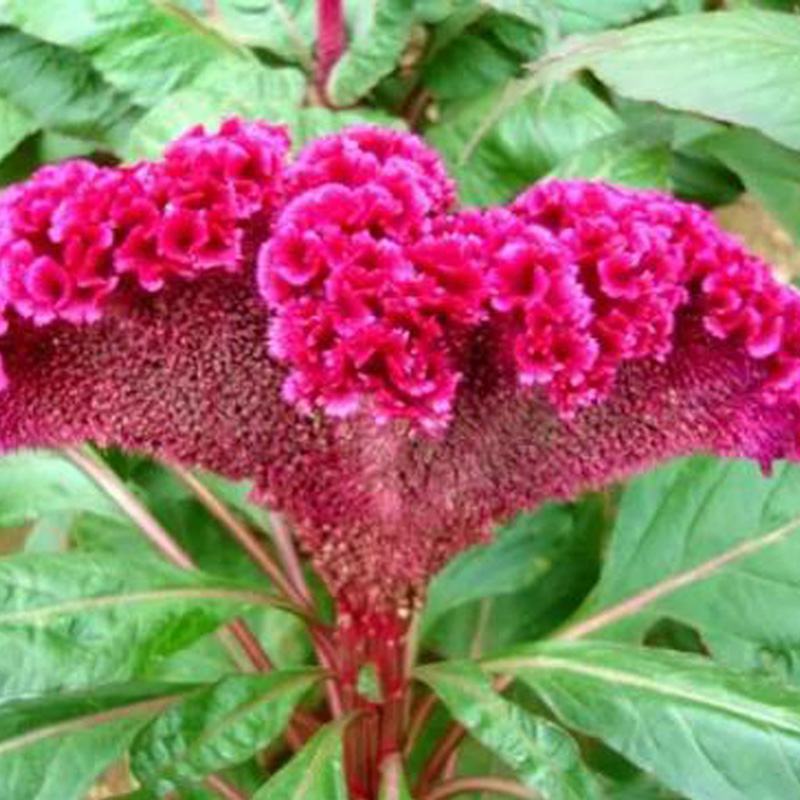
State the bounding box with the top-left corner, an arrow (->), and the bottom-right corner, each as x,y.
0,692 -> 188,756
0,586 -> 279,626
487,656 -> 800,735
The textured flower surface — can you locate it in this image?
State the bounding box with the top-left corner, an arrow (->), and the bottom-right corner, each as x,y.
1,119 -> 799,610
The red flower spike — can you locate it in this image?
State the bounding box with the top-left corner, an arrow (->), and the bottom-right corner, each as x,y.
1,121 -> 800,609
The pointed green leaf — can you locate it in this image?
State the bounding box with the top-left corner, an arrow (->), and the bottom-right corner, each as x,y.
417,661 -> 600,799
253,718 -> 350,800
426,81 -> 621,205
0,551 -> 281,696
0,683 -> 188,800
424,504 -> 599,636
533,10 -> 800,150
132,669 -> 322,792
571,458 -> 800,679
327,0 -> 415,106
488,641 -> 800,800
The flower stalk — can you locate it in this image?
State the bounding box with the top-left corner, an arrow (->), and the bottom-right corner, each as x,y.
316,0 -> 346,104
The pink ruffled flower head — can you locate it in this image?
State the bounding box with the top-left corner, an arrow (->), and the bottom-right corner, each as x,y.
258,127 -> 477,433
2,121 -> 800,609
0,160 -> 122,326
115,118 -> 290,291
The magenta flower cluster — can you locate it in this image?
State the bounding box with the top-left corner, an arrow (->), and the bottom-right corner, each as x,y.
258,128 -> 800,431
0,119 -> 288,368
1,118 -> 800,602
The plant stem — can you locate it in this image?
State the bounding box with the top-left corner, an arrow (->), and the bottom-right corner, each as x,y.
404,690 -> 437,757
415,721 -> 466,794
169,464 -> 308,609
316,0 -> 346,103
423,777 -> 539,800
268,511 -> 315,608
63,447 -> 278,672
262,508 -> 344,719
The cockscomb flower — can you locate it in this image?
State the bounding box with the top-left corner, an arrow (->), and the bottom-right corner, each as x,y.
1,118 -> 799,612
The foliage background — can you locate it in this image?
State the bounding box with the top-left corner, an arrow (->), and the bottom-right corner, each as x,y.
2,1 -> 800,799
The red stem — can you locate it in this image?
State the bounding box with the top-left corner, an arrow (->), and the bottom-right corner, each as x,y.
316,0 -> 346,102
170,465 -> 307,608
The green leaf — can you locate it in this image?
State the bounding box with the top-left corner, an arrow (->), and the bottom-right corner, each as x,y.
533,10 -> 800,150
123,56 -> 305,159
549,128 -> 671,188
551,0 -> 670,33
4,0 -> 242,106
423,503 -> 600,637
0,551 -> 280,696
0,683 -> 187,800
426,81 -> 621,205
570,458 -> 800,678
488,640 -> 800,800
327,0 -> 415,106
697,128 -> 800,245
424,33 -> 519,101
0,29 -> 136,148
214,0 -> 315,66
0,451 -> 118,527
132,669 -> 321,792
417,661 -> 601,799
0,97 -> 36,161
253,718 -> 350,800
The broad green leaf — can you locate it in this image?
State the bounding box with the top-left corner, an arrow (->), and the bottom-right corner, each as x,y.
132,669 -> 321,792
551,0 -> 670,32
426,81 -> 621,205
0,683 -> 187,800
424,503 -> 600,637
0,451 -> 117,527
424,33 -> 519,101
0,29 -> 136,148
327,0 -> 415,106
379,754 -> 413,800
3,0 -> 241,106
549,129 -> 671,188
568,458 -> 800,679
123,56 -> 305,159
214,0 -> 315,66
417,661 -> 600,799
0,551 -> 281,696
0,97 -> 35,161
532,10 -> 800,150
488,640 -> 800,800
253,718 -> 350,800
698,128 -> 800,245
416,0 -> 668,31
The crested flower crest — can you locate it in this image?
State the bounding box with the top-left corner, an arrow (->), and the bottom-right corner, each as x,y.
1,118 -> 799,604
